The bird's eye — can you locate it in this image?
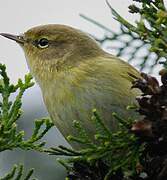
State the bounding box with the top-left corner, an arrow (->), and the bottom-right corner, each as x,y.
37,38 -> 49,48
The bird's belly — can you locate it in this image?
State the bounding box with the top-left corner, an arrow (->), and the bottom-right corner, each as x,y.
43,84 -> 138,147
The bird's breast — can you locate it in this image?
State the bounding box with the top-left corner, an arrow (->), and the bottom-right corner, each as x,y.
38,56 -> 140,146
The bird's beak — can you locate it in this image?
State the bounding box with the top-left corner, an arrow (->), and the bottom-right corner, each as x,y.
0,33 -> 25,44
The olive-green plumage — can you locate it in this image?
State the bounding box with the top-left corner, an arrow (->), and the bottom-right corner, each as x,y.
0,24 -> 140,148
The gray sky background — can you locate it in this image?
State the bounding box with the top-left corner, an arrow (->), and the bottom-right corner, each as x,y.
0,0 -> 161,179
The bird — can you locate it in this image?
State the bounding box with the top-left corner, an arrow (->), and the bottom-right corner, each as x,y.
0,24 -> 140,148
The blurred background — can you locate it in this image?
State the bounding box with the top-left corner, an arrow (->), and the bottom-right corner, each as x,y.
0,0 -> 163,179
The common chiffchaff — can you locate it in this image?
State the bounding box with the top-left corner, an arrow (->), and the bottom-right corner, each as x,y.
0,24 -> 140,148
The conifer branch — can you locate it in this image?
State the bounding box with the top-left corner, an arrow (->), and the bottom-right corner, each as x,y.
46,109 -> 143,180
81,0 -> 167,71
0,64 -> 54,179
0,63 -> 54,152
0,164 -> 36,180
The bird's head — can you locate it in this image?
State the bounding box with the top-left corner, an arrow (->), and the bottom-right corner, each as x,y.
0,24 -> 103,85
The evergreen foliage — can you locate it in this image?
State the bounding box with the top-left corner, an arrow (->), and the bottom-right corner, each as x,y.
0,165 -> 35,180
0,64 -> 54,179
81,0 -> 167,71
46,110 -> 144,180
